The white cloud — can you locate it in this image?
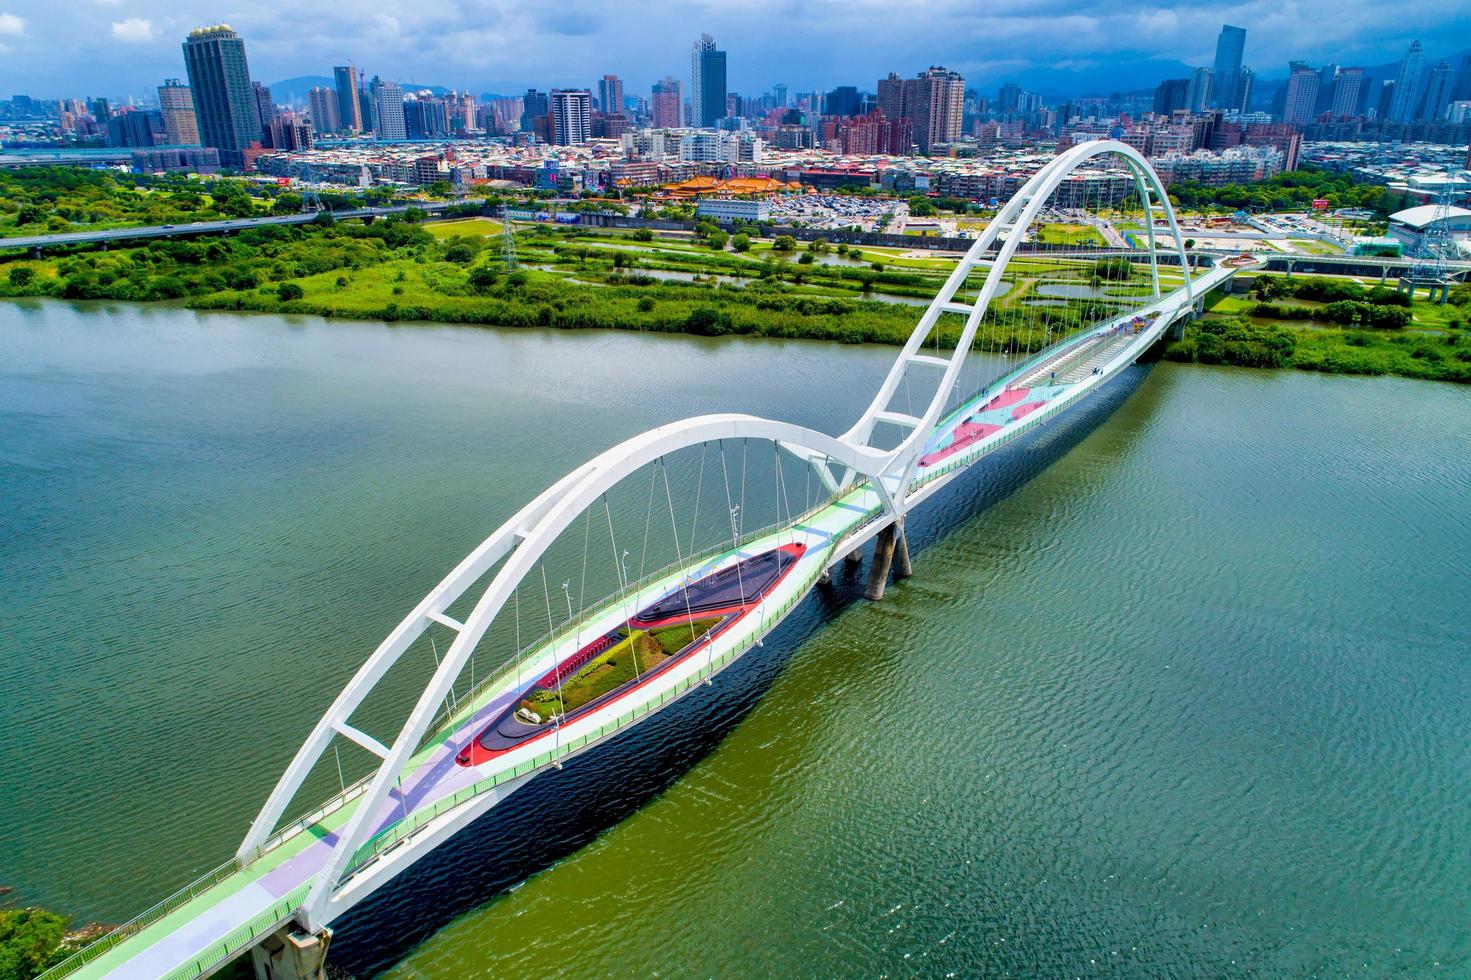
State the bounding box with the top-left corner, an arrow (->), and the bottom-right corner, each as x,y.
111,16 -> 154,41
0,12 -> 24,35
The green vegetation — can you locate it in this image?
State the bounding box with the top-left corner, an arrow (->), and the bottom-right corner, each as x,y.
0,167 -> 396,240
521,617 -> 721,718
1036,223 -> 1105,247
0,908 -> 69,980
1167,166 -> 1412,216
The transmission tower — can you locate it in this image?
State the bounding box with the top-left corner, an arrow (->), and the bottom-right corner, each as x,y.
501,204 -> 516,271
297,162 -> 323,213
1399,189 -> 1454,304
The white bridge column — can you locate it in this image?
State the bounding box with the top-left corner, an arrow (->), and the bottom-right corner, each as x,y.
250,925 -> 331,980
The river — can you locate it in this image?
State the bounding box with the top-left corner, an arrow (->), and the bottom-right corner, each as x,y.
2,299 -> 1469,976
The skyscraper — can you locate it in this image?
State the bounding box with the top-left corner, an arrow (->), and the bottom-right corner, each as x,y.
877,73 -> 906,120
1282,65 -> 1321,125
597,74 -> 624,115
1186,67 -> 1213,113
1212,24 -> 1246,110
157,78 -> 200,145
691,33 -> 727,128
1419,62 -> 1454,122
910,66 -> 964,151
333,65 -> 362,132
375,81 -> 406,140
1387,41 -> 1424,123
1153,78 -> 1191,116
252,81 -> 276,133
550,89 -> 592,145
307,87 -> 340,134
825,86 -> 861,116
520,89 -> 549,133
651,77 -> 682,128
1329,67 -> 1365,118
182,25 -> 259,167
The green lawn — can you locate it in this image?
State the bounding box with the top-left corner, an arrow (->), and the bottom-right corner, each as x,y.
424,217 -> 504,238
1034,223 -> 1106,247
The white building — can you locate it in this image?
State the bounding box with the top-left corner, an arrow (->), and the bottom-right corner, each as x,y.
695,198 -> 772,222
1386,204 -> 1471,251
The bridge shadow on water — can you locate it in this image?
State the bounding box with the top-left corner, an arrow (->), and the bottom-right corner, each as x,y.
326,362 -> 1157,977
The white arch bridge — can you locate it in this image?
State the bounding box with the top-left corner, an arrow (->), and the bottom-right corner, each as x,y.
45,141 -> 1249,979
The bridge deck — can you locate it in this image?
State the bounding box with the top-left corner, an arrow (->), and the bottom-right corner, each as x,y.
49,263 -> 1237,980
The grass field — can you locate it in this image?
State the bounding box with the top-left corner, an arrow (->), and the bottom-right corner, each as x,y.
425,217 -> 504,238
1035,223 -> 1106,247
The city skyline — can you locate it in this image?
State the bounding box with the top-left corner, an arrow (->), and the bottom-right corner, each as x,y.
1,0 -> 1467,99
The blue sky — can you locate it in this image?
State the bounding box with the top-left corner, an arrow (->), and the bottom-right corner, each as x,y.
1,0 -> 1468,100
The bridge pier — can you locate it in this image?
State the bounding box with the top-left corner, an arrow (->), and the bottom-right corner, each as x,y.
250,925 -> 332,980
845,546 -> 863,566
893,526 -> 913,580
864,524 -> 899,600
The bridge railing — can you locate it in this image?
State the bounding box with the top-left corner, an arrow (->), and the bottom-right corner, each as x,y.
341,538 -> 847,883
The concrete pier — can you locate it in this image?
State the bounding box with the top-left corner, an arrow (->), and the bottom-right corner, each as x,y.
250,926 -> 331,980
894,527 -> 913,580
865,524 -> 899,600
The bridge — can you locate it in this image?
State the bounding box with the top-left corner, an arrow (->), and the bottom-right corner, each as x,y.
40,141 -> 1246,980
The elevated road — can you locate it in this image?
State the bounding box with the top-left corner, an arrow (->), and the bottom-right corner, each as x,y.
0,202 -> 459,252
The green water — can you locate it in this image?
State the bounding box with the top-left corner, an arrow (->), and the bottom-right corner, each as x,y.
3,300 -> 1470,976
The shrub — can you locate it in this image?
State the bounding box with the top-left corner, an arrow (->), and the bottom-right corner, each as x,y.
798,253 -> 814,265
685,306 -> 733,336
632,227 -> 654,241
772,235 -> 796,252
636,296 -> 655,312
277,282 -> 303,301
731,233 -> 751,252
8,266 -> 35,287
468,266 -> 499,293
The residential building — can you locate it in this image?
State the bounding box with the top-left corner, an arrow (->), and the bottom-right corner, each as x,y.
1186,67 -> 1213,114
1283,66 -> 1321,125
1329,68 -> 1365,118
308,87 -> 340,134
1154,78 -> 1191,116
597,75 -> 624,114
182,25 -> 260,168
157,79 -> 200,145
651,77 -> 681,129
252,81 -> 276,132
374,81 -> 406,140
549,89 -> 592,145
691,33 -> 727,127
825,86 -> 861,117
333,65 -> 362,132
107,109 -> 166,147
1420,62 -> 1455,122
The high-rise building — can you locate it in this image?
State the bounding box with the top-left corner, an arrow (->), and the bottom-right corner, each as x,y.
597,74 -> 624,115
107,109 -> 166,148
252,81 -> 276,133
182,25 -> 259,167
157,78 -> 200,145
549,89 -> 592,145
1212,24 -> 1246,110
1420,62 -> 1454,122
1453,54 -> 1471,103
909,66 -> 964,151
877,73 -> 906,120
375,81 -> 406,140
691,33 -> 727,127
1376,80 -> 1395,121
1387,41 -> 1424,123
1186,67 -> 1213,113
825,85 -> 861,117
1154,78 -> 1191,116
772,83 -> 788,109
1314,64 -> 1339,116
307,87 -> 340,134
1282,66 -> 1320,125
333,65 -> 362,132
651,77 -> 682,129
1329,67 -> 1364,118
520,89 -> 549,133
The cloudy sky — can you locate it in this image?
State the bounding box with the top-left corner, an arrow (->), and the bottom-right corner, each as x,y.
1,0 -> 1467,100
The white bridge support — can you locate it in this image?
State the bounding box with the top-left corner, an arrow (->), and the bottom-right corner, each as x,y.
234,140 -> 1195,937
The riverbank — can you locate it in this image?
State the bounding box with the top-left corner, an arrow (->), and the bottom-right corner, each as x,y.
2,218 -> 1466,383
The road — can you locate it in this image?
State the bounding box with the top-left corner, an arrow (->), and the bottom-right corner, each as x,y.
0,202 -> 458,251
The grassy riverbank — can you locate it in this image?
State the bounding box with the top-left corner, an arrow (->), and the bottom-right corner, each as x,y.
2,214 -> 1466,384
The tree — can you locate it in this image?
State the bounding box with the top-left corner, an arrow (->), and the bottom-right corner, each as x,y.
632,227 -> 654,241
8,267 -> 36,287
277,282 -> 304,301
798,252 -> 814,265
731,233 -> 751,252
773,235 -> 796,252
443,244 -> 476,264
706,230 -> 729,250
0,907 -> 69,980
685,306 -> 733,336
